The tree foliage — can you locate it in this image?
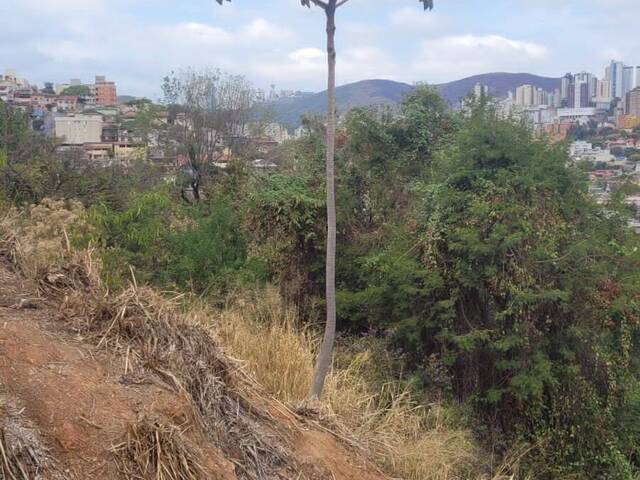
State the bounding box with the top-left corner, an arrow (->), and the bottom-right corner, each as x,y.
334,101 -> 640,477
60,85 -> 91,97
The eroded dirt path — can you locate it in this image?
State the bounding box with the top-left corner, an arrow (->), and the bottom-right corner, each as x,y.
0,265 -> 235,479
0,263 -> 387,480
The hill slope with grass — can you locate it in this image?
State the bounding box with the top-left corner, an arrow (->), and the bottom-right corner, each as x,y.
0,252 -> 389,480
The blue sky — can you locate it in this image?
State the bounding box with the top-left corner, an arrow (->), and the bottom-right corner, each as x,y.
1,0 -> 638,98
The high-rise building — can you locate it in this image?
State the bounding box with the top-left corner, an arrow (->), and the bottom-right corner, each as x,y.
94,75 -> 117,106
606,60 -> 626,99
624,66 -> 640,90
596,79 -> 612,101
574,72 -> 597,99
473,82 -> 489,99
575,81 -> 590,108
623,66 -> 636,99
561,73 -> 573,105
515,84 -> 535,106
626,87 -> 640,118
535,88 -> 549,106
549,89 -> 562,108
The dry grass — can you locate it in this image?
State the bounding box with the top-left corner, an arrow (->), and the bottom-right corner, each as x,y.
0,209 -> 20,266
0,199 -> 83,278
40,269 -> 293,479
111,420 -> 205,480
217,288 -> 483,480
217,286 -> 315,404
0,429 -> 41,480
0,396 -> 67,480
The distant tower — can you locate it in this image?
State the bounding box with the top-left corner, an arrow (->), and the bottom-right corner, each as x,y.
94,75 -> 117,106
606,60 -> 626,100
561,73 -> 573,106
473,82 -> 488,99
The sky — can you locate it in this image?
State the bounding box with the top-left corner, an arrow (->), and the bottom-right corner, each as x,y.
1,0 -> 639,99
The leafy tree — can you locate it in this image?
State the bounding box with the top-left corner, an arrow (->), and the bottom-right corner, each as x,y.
244,173 -> 325,308
407,105 -> 640,476
215,0 -> 435,400
126,101 -> 166,148
0,101 -> 27,144
60,85 -> 91,97
0,102 -> 65,203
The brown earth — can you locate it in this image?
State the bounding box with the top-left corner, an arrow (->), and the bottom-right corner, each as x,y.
0,264 -> 388,480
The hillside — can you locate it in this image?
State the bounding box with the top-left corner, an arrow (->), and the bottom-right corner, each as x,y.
272,73 -> 561,127
0,258 -> 388,480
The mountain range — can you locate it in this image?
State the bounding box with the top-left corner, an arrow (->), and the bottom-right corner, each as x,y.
271,72 -> 561,128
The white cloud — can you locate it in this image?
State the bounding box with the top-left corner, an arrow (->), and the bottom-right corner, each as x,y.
242,18 -> 293,41
289,48 -> 325,62
254,48 -> 325,81
254,44 -> 401,86
414,34 -> 548,81
166,22 -> 234,46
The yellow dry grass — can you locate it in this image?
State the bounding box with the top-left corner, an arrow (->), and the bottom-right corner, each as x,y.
1,199 -> 84,278
217,287 -> 483,480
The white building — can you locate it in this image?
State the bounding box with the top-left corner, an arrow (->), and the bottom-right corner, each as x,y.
54,114 -> 103,145
557,107 -> 597,125
605,61 -> 639,101
473,82 -> 489,98
569,140 -> 614,163
515,84 -> 535,106
606,61 -> 626,99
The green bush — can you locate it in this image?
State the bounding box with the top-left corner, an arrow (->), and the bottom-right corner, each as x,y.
83,190 -> 263,294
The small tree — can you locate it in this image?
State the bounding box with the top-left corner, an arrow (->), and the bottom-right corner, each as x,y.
161,68 -> 257,199
215,0 -> 434,399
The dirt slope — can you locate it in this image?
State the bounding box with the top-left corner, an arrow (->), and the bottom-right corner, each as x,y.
0,264 -> 387,480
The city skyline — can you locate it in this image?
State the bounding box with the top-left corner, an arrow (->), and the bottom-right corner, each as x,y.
1,0 -> 639,98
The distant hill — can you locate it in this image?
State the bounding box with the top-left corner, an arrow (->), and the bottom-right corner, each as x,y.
272,73 -> 562,128
117,95 -> 138,104
270,79 -> 414,128
435,72 -> 561,106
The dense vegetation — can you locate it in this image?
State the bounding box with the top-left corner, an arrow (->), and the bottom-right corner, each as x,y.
3,91 -> 640,478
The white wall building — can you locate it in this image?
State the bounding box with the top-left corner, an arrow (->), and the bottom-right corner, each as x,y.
54,114 -> 103,145
557,107 -> 597,125
569,141 -> 614,163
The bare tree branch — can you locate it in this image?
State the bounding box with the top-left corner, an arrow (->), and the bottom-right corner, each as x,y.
301,0 -> 328,9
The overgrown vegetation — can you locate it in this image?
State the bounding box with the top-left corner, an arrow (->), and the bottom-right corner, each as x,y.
4,87 -> 640,479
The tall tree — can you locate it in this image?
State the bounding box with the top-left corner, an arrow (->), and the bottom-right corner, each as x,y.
215,0 -> 434,399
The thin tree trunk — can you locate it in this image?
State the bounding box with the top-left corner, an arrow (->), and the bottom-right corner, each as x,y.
309,2 -> 337,400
